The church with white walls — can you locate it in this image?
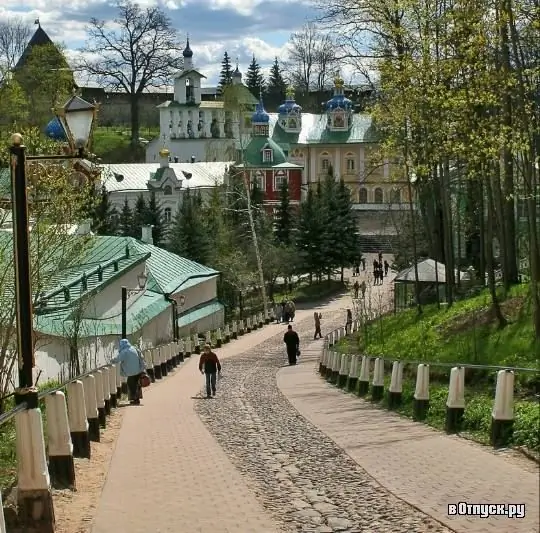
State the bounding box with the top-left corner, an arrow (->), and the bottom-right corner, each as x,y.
145,39 -> 258,164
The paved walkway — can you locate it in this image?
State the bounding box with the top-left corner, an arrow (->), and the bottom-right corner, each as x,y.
277,344 -> 540,533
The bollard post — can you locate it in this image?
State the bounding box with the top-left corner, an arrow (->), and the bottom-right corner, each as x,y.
224,324 -> 231,343
331,352 -> 340,383
259,312 -> 264,328
247,317 -> 252,333
205,331 -> 212,346
82,374 -> 100,442
153,348 -> 163,379
325,351 -> 335,380
491,369 -> 514,448
413,364 -> 430,420
238,319 -> 244,336
66,381 -> 90,458
193,334 -> 201,354
338,354 -> 349,388
184,337 -> 192,357
116,364 -> 123,399
121,374 -> 128,397
94,370 -> 107,428
14,401 -> 55,533
328,331 -> 334,347
388,361 -> 404,409
445,367 -> 465,433
357,356 -> 370,396
265,309 -> 271,324
45,391 -> 76,490
108,364 -> 118,408
168,343 -> 177,369
318,347 -> 327,375
232,321 -> 238,339
347,355 -> 359,392
177,340 -> 185,363
371,358 -> 385,401
216,328 -> 223,348
160,346 -> 169,376
145,349 -> 155,382
101,366 -> 111,416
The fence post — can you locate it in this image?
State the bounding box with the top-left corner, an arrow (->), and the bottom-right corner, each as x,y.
160,346 -> 169,376
14,394 -> 55,532
246,316 -> 252,332
178,340 -> 185,363
388,361 -> 403,409
66,380 -> 91,459
445,367 -> 465,433
239,319 -> 245,336
216,328 -> 223,348
185,337 -> 192,357
371,358 -> 385,401
224,324 -> 231,342
347,355 -> 359,392
82,374 -> 100,442
108,365 -> 118,408
94,370 -> 107,428
338,354 -> 349,388
116,365 -> 122,400
144,350 -> 154,382
491,369 -> 514,448
205,331 -> 212,345
45,391 -> 76,490
414,364 -> 430,420
358,356 -> 370,396
319,346 -> 327,375
232,321 -> 238,339
153,348 -> 162,379
101,367 -> 111,416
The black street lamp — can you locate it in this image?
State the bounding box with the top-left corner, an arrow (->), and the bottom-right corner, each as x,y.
121,270 -> 148,339
10,95 -> 97,397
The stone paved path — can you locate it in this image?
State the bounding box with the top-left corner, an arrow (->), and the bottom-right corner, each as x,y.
277,344 -> 540,533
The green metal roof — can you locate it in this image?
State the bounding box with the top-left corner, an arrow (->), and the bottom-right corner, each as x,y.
177,299 -> 224,329
242,136 -> 288,168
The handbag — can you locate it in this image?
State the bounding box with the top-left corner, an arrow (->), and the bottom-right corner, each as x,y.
140,372 -> 151,388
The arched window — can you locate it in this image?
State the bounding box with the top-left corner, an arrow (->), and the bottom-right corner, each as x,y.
320,152 -> 331,171
163,185 -> 172,195
359,187 -> 368,203
374,188 -> 384,203
164,207 -> 172,223
345,152 -> 356,172
390,188 -> 401,204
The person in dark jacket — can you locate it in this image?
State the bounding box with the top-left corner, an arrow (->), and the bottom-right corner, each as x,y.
283,325 -> 300,366
198,343 -> 222,398
384,260 -> 389,276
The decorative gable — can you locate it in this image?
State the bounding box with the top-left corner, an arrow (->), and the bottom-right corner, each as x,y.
262,145 -> 273,163
147,167 -> 182,191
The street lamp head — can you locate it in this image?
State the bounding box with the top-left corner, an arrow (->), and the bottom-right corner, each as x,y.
54,95 -> 97,155
137,272 -> 148,289
179,295 -> 186,307
11,133 -> 23,146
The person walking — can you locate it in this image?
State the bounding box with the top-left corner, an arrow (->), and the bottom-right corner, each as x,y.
314,312 -> 322,339
346,308 -> 353,334
360,280 -> 367,298
378,264 -> 384,283
198,343 -> 222,398
353,280 -> 360,299
384,260 -> 389,277
361,257 -> 366,271
283,325 -> 300,366
112,339 -> 146,405
373,260 -> 379,285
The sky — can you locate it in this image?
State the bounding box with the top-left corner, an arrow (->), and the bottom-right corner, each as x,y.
2,0 -> 320,88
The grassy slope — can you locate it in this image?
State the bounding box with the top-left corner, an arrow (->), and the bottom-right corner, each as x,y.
92,127 -> 158,163
336,283 -> 540,451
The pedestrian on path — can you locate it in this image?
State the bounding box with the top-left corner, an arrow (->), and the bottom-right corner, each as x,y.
313,312 -> 322,339
111,339 -> 146,405
353,280 -> 359,299
345,308 -> 353,334
361,257 -> 366,271
360,280 -> 366,298
384,260 -> 389,276
283,325 -> 300,366
199,343 -> 222,398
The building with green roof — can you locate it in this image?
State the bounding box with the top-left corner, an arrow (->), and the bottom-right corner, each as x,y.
1,226 -> 223,384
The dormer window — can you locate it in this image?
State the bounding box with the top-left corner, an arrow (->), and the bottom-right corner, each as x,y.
263,149 -> 273,163
163,185 -> 172,195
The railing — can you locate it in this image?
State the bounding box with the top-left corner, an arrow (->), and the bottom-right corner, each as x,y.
0,308 -> 275,531
318,323 -> 539,450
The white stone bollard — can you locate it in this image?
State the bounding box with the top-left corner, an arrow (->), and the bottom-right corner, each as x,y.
371,358 -> 385,401
108,364 -> 118,408
93,370 -> 107,428
224,324 -> 231,342
178,338 -> 185,362
193,333 -> 201,354
184,337 -> 192,357
358,356 -> 370,396
82,374 -> 100,442
246,316 -> 252,332
15,406 -> 54,531
160,345 -> 169,376
45,391 -> 75,489
144,349 -> 155,381
347,355 -> 359,391
414,364 -> 430,420
116,364 -> 123,398
66,380 -> 90,458
216,327 -> 223,347
259,312 -> 264,327
388,361 -> 404,408
232,320 -> 238,339
337,354 -> 350,387
491,369 -> 515,448
328,330 -> 335,347
101,366 -> 111,416
331,352 -> 340,383
445,366 -> 465,433
318,347 -> 327,375
205,330 -> 212,345
239,319 -> 245,335
153,347 -> 163,379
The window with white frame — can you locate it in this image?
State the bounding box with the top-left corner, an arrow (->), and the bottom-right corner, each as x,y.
345,154 -> 356,172
358,187 -> 368,203
263,148 -> 273,163
163,185 -> 172,195
274,169 -> 288,190
320,152 -> 331,171
251,170 -> 265,190
374,187 -> 384,204
164,207 -> 172,222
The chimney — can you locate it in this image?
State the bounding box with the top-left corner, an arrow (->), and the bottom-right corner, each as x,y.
76,219 -> 93,235
141,225 -> 154,245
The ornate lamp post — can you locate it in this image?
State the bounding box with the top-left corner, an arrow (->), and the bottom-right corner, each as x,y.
10,95 -> 97,397
121,269 -> 148,339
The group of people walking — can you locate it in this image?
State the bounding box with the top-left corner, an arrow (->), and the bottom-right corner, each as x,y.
373,252 -> 389,285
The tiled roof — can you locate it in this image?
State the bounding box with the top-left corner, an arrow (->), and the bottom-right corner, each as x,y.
14,26 -> 56,69
177,299 -> 224,329
242,137 -> 288,168
100,162 -> 233,193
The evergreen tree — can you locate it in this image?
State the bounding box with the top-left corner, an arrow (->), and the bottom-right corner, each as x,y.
274,180 -> 293,245
245,54 -> 265,99
118,198 -> 135,237
133,193 -> 147,238
144,192 -> 165,247
319,169 -> 342,274
92,185 -> 118,235
217,52 -> 233,96
265,57 -> 287,109
168,189 -> 209,264
335,179 -> 360,267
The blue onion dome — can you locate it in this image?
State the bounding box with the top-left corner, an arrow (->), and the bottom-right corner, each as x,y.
251,98 -> 270,123
44,117 -> 67,141
233,62 -> 242,79
325,75 -> 353,111
278,85 -> 302,114
183,38 -> 193,58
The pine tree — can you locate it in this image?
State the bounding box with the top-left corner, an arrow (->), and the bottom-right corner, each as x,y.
144,192 -> 165,247
265,57 -> 287,109
335,179 -> 360,269
274,180 -> 293,245
133,193 -> 147,238
245,54 -> 265,100
118,198 -> 135,237
217,52 -> 233,96
168,189 -> 209,264
92,185 -> 118,235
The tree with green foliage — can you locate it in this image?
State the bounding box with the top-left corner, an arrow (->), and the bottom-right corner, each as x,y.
133,193 -> 147,237
92,185 -> 118,235
217,51 -> 233,96
168,189 -> 209,264
274,180 -> 293,245
118,198 -> 135,237
144,192 -> 165,247
335,179 -> 360,272
0,76 -> 28,126
265,57 -> 287,109
245,54 -> 265,100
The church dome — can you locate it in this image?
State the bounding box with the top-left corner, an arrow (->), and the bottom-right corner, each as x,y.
325,75 -> 353,110
183,38 -> 193,58
44,117 -> 67,141
278,86 -> 302,114
252,99 -> 269,123
233,66 -> 242,79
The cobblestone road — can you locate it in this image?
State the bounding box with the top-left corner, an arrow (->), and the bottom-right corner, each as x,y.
195,309 -> 451,533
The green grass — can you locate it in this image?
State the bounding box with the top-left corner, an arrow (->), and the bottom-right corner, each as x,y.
92,126 -> 159,163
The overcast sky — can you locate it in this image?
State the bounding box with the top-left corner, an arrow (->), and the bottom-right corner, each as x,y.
3,0 -> 318,86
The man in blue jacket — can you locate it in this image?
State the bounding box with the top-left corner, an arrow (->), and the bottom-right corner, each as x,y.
111,339 -> 146,405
